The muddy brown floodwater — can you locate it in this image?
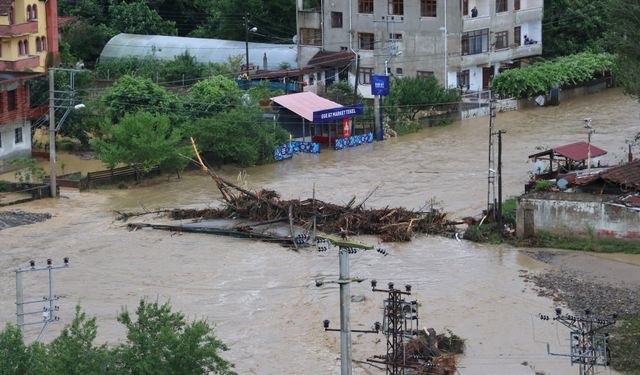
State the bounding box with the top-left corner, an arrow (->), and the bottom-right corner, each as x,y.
1,89 -> 639,375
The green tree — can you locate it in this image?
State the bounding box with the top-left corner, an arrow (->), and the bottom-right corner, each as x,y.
92,112 -> 188,174
188,0 -> 296,43
113,300 -> 236,375
60,20 -> 116,66
102,75 -> 179,122
387,76 -> 460,120
608,0 -> 640,99
186,75 -> 242,115
542,0 -> 610,57
109,0 -> 178,36
46,306 -> 114,375
161,51 -> 207,83
183,107 -> 288,166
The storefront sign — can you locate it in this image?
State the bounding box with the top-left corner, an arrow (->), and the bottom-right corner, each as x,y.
342,118 -> 351,138
371,75 -> 390,96
312,104 -> 364,123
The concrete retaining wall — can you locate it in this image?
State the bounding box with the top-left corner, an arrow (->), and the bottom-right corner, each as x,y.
516,192 -> 640,241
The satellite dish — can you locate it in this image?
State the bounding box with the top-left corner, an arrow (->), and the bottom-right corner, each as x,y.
292,34 -> 298,44
557,178 -> 568,190
532,160 -> 545,174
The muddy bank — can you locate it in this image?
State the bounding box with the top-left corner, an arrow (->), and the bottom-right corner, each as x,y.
522,251 -> 640,317
0,211 -> 51,230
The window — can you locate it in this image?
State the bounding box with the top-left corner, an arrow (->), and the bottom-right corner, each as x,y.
32,4 -> 37,19
457,70 -> 470,89
495,30 -> 508,49
15,127 -> 23,144
299,28 -> 322,45
462,0 -> 469,16
7,90 -> 16,111
461,29 -> 489,55
514,0 -> 520,10
496,0 -> 507,13
359,67 -> 373,84
41,36 -> 46,51
18,40 -> 24,55
389,33 -> 402,41
35,37 -> 40,52
358,32 -> 374,50
417,71 -> 434,79
331,12 -> 343,28
26,5 -> 31,20
514,26 -> 521,46
24,39 -> 28,55
340,46 -> 348,51
358,0 -> 373,13
302,0 -> 321,10
388,0 -> 403,15
420,0 -> 437,17
396,67 -> 403,75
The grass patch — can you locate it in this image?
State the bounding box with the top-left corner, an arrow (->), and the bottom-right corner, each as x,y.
463,223 -> 505,243
516,230 -> 640,254
610,313 -> 640,374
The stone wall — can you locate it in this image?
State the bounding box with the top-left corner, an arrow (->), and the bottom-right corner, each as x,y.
516,192 -> 640,241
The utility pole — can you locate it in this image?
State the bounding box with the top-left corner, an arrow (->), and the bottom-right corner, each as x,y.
540,308 -> 617,375
316,234 -> 381,375
48,68 -> 84,198
15,258 -> 70,342
487,92 -> 497,220
244,13 -> 249,74
584,118 -> 595,175
496,130 -> 506,231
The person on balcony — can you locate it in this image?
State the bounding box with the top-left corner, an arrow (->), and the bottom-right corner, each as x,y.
471,6 -> 478,17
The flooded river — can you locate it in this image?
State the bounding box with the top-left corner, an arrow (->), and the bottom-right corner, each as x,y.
1,89 -> 639,375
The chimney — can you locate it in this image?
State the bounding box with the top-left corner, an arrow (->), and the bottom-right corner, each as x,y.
46,0 -> 60,66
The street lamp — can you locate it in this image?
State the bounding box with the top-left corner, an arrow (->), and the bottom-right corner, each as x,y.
244,14 -> 258,75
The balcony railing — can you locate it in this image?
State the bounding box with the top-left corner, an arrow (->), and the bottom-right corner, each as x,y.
462,15 -> 491,32
0,21 -> 38,36
0,55 -> 40,71
516,7 -> 543,24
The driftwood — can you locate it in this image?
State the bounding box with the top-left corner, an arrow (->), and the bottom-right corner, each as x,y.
117,139 -> 457,243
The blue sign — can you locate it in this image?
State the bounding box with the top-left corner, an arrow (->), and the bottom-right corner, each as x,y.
312,104 -> 364,123
371,75 -> 390,96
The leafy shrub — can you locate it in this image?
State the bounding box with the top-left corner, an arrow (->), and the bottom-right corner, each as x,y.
492,52 -> 615,98
392,118 -> 422,135
10,158 -> 46,184
501,197 -> 517,227
184,107 -> 288,166
533,180 -> 554,192
0,180 -> 10,192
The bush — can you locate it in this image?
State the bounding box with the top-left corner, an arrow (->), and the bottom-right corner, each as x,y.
392,118 -> 422,135
492,52 -> 615,99
184,107 -> 288,166
501,197 -> 517,227
533,180 -> 554,192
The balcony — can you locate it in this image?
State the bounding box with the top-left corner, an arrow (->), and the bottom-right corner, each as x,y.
0,21 -> 38,37
460,43 -> 543,68
0,55 -> 40,71
462,15 -> 491,32
516,7 -> 543,24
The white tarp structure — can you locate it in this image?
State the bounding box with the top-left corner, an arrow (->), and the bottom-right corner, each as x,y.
99,33 -> 298,69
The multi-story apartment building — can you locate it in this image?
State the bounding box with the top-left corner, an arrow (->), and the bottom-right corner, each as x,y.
296,0 -> 542,96
0,0 -> 58,167
0,0 -> 59,72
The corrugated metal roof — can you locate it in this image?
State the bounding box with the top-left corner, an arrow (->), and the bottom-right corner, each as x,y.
271,92 -> 342,122
99,33 -> 298,69
529,141 -> 607,161
307,51 -> 354,67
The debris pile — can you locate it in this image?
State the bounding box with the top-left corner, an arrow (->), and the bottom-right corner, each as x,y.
166,187 -> 454,242
399,328 -> 462,374
0,211 -> 51,231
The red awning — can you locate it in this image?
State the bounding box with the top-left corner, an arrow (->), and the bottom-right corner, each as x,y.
529,141 -> 607,161
553,141 -> 607,161
271,92 -> 342,122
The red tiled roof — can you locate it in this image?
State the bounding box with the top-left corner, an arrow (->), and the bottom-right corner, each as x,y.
58,16 -> 80,26
271,92 -> 342,122
600,160 -> 640,191
307,51 -> 354,68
